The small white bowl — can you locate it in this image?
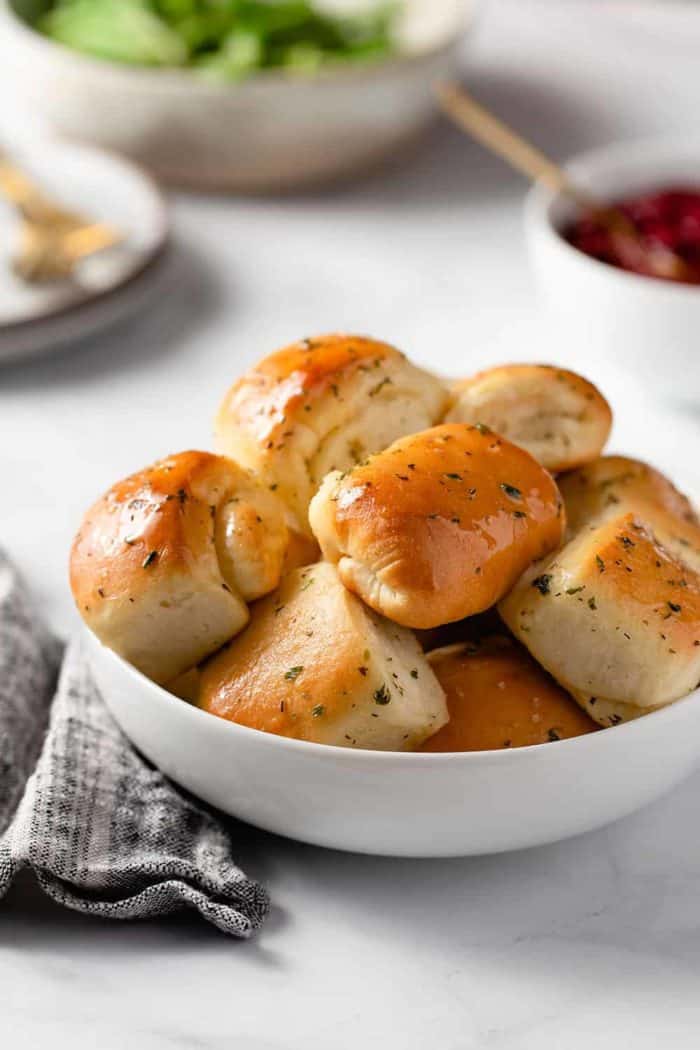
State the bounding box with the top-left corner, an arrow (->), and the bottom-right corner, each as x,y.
0,0 -> 473,191
86,627 -> 700,857
525,137 -> 700,403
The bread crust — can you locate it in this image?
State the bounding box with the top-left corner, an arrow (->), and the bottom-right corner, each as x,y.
214,333 -> 447,534
70,450 -> 288,683
197,563 -> 448,750
422,635 -> 597,751
310,423 -> 565,629
559,455 -> 700,570
445,364 -> 612,472
499,511 -> 700,725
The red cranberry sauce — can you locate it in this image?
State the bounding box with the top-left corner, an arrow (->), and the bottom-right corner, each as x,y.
565,187 -> 700,283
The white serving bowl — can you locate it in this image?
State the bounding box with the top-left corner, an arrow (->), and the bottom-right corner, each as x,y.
525,137 -> 700,403
0,0 -> 472,191
86,626 -> 700,857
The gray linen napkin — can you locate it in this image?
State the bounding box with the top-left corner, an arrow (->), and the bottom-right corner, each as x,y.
0,549 -> 269,936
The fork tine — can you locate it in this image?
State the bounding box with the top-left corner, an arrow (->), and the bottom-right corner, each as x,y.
0,157 -> 95,229
63,223 -> 123,258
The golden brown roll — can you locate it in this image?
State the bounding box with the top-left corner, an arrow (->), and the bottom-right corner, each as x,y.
197,563 -> 448,750
445,364 -> 612,472
559,455 -> 700,569
499,510 -> 700,726
214,333 -> 447,535
70,450 -> 289,684
281,530 -> 321,573
422,635 -> 598,751
309,422 -> 565,629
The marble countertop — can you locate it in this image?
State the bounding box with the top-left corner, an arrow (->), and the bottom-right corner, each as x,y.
3,2 -> 700,1046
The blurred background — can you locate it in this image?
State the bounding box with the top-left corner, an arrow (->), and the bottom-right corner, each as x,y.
2,0 -> 700,633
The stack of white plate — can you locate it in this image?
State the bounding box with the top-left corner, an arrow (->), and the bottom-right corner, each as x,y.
0,138 -> 169,363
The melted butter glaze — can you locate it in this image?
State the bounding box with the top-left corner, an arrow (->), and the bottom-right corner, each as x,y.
560,455 -> 699,535
70,450 -> 225,612
219,333 -> 402,445
327,423 -> 565,624
423,635 -> 598,751
586,514 -> 700,624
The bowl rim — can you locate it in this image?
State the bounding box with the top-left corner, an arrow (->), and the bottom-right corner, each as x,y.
0,0 -> 473,95
86,623 -> 700,765
524,133 -> 700,298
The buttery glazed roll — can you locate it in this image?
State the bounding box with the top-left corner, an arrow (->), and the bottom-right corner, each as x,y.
197,563 -> 448,750
559,455 -> 700,569
70,451 -> 289,684
309,423 -> 565,629
445,364 -> 612,473
214,333 -> 447,534
422,636 -> 597,751
499,511 -> 700,726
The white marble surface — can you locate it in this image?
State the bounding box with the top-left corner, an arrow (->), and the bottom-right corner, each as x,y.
3,1 -> 700,1046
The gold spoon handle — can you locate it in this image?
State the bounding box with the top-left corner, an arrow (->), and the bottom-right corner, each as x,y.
435,80 -> 691,281
435,81 -> 593,205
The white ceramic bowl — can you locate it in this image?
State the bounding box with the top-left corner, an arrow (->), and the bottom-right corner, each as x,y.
86,626 -> 700,857
0,0 -> 472,191
525,137 -> 700,403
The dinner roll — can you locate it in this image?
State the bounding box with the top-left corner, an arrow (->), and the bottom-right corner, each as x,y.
499,511 -> 700,726
197,563 -> 448,750
559,455 -> 700,569
309,423 -> 565,629
421,635 -> 597,751
445,364 -> 612,472
70,450 -> 289,684
214,333 -> 447,534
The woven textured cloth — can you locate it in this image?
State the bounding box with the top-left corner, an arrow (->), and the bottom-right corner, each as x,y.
0,549 -> 269,937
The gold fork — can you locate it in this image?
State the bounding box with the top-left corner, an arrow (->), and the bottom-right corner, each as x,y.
0,156 -> 124,283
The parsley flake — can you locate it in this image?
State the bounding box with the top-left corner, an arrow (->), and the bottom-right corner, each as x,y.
532,574 -> 552,595
373,684 -> 391,705
500,482 -> 522,501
